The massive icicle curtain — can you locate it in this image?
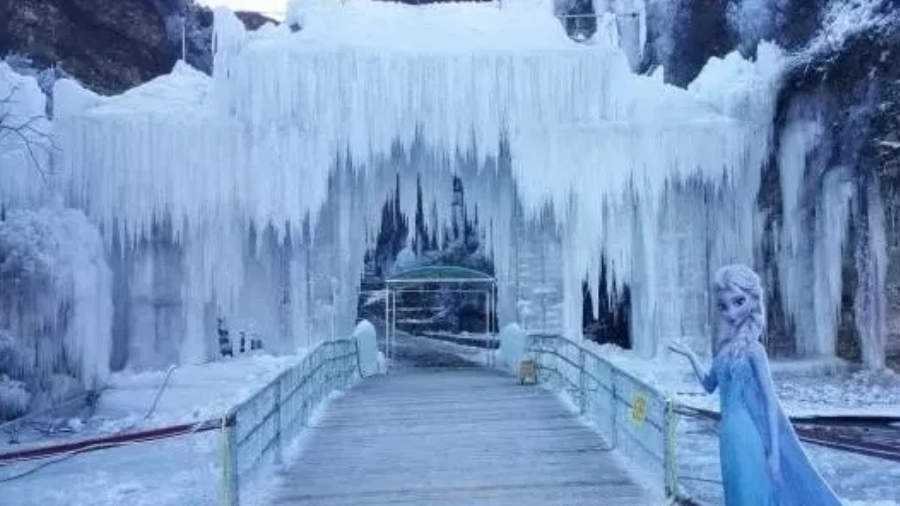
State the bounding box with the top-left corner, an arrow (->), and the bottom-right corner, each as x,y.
50,0 -> 777,369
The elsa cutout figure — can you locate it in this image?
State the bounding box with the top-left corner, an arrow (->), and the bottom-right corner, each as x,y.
669,265 -> 843,506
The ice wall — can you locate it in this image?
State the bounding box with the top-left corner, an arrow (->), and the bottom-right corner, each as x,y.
774,94 -> 859,359
53,0 -> 776,368
218,1 -> 771,359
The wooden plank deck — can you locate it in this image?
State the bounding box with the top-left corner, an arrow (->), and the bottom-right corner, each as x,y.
271,367 -> 655,506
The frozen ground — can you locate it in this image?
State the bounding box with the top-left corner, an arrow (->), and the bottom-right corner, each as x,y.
96,352 -> 310,428
2,352 -> 309,451
0,352 -> 310,506
676,417 -> 900,505
384,330 -> 494,369
585,342 -> 900,418
1,430 -> 221,506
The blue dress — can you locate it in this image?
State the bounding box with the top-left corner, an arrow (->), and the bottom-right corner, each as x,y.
711,349 -> 843,506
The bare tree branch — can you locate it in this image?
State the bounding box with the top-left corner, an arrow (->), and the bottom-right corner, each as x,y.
0,83 -> 56,185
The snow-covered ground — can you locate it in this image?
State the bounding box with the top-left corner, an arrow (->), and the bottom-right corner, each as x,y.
676,416 -> 900,506
575,340 -> 900,505
96,353 -> 310,429
2,430 -> 221,506
2,352 -> 308,451
385,330 -> 494,369
584,341 -> 900,418
0,388 -> 348,506
0,353 -> 309,506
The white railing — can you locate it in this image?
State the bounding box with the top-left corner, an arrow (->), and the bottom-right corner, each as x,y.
219,338 -> 361,506
525,334 -> 678,499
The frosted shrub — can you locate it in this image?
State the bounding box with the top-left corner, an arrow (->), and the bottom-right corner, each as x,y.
0,207 -> 112,417
0,376 -> 30,420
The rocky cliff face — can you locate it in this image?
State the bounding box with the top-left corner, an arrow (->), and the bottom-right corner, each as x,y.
0,0 -> 273,95
641,0 -> 900,367
642,0 -> 829,87
0,0 -> 176,93
762,3 -> 900,368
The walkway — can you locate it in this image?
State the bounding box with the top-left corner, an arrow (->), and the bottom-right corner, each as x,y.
271,334 -> 653,506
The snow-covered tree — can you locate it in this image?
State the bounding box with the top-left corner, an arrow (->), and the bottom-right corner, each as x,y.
1,61 -> 53,209
0,208 -> 112,420
1,79 -> 50,174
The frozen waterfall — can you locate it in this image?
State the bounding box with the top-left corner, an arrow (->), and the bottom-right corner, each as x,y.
4,0 -> 886,379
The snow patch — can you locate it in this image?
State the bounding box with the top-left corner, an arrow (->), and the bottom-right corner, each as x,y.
352,319 -> 380,377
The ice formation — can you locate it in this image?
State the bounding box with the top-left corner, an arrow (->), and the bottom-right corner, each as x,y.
41,0 -> 792,369
0,62 -> 51,207
1,65 -> 114,409
0,207 -> 112,399
6,0 -> 892,372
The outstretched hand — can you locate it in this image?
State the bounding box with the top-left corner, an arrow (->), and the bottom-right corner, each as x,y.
668,342 -> 692,357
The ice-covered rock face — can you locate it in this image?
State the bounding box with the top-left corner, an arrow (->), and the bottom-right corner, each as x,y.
633,0 -> 900,369
642,0 -> 829,87
0,207 -> 112,412
0,0 -> 278,94
0,0 -> 176,93
753,1 -> 900,368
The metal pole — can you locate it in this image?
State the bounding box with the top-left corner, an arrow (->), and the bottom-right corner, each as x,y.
490,287 -> 495,367
485,289 -> 490,366
383,287 -> 389,364
384,291 -> 397,367
181,15 -> 187,61
390,288 -> 396,366
664,399 -> 677,498
331,278 -> 336,341
578,347 -> 586,415
492,284 -> 497,366
273,379 -> 283,466
221,416 -> 240,506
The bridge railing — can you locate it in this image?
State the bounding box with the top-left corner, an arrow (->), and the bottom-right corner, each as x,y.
526,334 -> 678,499
219,337 -> 361,506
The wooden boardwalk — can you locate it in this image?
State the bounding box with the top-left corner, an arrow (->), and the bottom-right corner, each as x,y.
272,366 -> 655,506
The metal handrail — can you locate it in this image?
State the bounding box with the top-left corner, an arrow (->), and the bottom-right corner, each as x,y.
220,338 -> 361,506
524,334 -> 679,499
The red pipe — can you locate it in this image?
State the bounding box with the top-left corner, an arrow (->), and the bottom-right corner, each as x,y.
0,418 -> 225,465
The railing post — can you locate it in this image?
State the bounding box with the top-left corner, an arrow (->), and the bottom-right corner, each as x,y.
274,379 -> 283,466
578,346 -> 586,415
220,414 -> 240,506
353,337 -> 363,380
610,369 -> 618,449
664,398 -> 677,499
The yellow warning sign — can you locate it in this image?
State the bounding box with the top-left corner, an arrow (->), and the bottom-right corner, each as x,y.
631,394 -> 647,425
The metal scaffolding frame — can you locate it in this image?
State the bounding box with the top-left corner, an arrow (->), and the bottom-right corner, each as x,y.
383,266 -> 497,369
